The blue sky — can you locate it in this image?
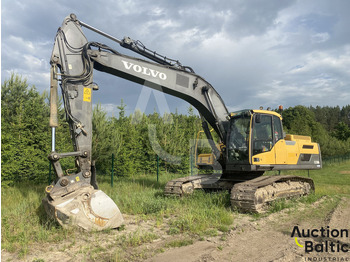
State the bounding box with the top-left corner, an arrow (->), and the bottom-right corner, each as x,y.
2,0 -> 350,117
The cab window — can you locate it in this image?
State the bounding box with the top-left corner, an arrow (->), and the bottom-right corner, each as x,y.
252,114 -> 273,155
227,115 -> 250,163
273,115 -> 283,142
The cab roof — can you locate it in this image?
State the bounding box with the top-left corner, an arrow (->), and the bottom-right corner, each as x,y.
252,109 -> 282,119
229,109 -> 282,119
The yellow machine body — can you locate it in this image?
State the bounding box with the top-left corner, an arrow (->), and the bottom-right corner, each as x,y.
198,109 -> 322,172
252,134 -> 320,166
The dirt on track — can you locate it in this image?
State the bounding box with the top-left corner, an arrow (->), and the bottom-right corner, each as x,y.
2,196 -> 350,262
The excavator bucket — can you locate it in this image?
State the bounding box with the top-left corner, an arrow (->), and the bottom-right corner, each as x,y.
42,185 -> 123,231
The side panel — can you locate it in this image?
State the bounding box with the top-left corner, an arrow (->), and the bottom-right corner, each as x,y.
250,139 -> 291,165
251,149 -> 276,165
251,138 -> 321,169
274,140 -> 287,164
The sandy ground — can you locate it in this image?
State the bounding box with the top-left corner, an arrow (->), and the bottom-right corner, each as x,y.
145,197 -> 350,262
2,196 -> 350,262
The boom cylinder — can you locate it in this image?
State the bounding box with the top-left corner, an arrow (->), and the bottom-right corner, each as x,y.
50,66 -> 58,127
50,65 -> 58,152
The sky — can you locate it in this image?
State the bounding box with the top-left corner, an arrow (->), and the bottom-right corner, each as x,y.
2,0 -> 350,117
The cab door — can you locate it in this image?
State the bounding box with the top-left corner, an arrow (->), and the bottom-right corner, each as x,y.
272,115 -> 287,164
251,114 -> 275,165
251,114 -> 286,165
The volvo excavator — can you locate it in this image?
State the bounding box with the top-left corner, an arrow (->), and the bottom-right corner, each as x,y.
43,14 -> 322,231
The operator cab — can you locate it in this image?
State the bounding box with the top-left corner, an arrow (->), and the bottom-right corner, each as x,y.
226,109 -> 284,170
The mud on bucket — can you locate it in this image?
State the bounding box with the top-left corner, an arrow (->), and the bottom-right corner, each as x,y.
42,185 -> 124,231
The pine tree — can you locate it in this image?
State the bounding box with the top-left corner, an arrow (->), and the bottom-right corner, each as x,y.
1,74 -> 51,185
92,104 -> 122,174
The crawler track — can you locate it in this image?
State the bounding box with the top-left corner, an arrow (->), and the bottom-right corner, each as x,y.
230,175 -> 315,213
164,174 -> 234,196
165,174 -> 315,213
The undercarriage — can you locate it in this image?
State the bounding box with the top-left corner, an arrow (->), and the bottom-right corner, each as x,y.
165,173 -> 314,213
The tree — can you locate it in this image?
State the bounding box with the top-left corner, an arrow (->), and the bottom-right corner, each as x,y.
1,74 -> 51,185
332,122 -> 350,141
282,106 -> 316,136
3,74 -> 348,185
92,104 -> 122,174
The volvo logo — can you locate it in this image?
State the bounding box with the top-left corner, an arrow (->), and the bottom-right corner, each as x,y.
121,60 -> 167,80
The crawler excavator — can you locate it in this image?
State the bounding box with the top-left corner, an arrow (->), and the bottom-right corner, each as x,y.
43,14 -> 322,231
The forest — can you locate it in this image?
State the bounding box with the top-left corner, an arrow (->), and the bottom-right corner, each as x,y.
2,74 -> 350,186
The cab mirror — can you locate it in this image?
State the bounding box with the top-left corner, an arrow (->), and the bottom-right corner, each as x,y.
255,114 -> 261,123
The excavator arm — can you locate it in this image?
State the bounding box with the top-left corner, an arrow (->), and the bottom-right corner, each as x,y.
88,44 -> 229,141
43,14 -> 229,230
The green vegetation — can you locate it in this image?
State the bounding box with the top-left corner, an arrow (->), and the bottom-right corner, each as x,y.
2,161 -> 349,259
99,173 -> 234,235
0,176 -> 233,260
1,183 -> 69,257
1,75 -> 50,185
1,74 -> 73,186
115,230 -> 159,247
282,105 -> 350,156
268,161 -> 350,196
258,159 -> 350,219
264,160 -> 350,213
165,238 -> 194,248
2,74 -> 350,186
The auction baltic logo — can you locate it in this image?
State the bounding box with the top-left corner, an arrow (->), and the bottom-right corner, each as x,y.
291,226 -> 349,261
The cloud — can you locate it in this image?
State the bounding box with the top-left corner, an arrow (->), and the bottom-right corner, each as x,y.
2,0 -> 350,118
2,33 -> 51,91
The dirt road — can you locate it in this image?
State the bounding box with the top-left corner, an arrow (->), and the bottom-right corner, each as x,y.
2,196 -> 349,262
146,197 -> 350,262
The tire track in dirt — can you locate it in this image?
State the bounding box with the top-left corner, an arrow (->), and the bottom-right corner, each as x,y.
147,197 -> 350,262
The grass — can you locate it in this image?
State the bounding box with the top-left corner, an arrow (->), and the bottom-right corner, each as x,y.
1,183 -> 73,257
265,160 -> 350,196
114,229 -> 159,247
99,173 -> 234,236
1,172 -> 233,260
260,160 -> 350,215
1,160 -> 349,260
164,238 -> 193,248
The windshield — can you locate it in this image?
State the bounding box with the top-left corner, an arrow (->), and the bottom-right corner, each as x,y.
227,115 -> 251,163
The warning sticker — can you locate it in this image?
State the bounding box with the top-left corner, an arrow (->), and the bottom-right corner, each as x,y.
83,88 -> 91,102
